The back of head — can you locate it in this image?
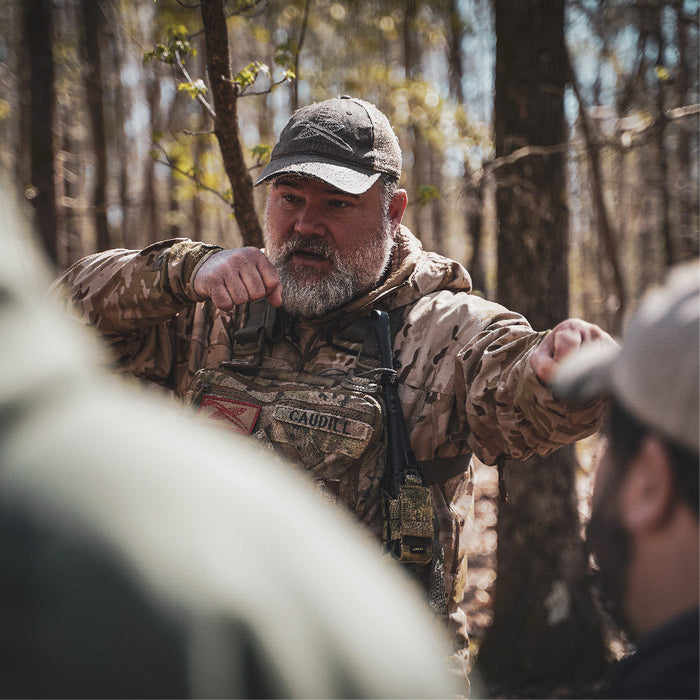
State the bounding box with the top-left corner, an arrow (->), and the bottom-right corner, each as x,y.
556,262 -> 699,479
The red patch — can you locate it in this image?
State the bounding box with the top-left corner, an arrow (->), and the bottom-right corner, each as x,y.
199,395 -> 261,435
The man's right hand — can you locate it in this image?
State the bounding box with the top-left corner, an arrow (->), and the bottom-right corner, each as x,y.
193,247 -> 283,311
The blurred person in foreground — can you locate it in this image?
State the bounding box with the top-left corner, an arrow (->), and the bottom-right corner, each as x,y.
0,183 -> 459,698
555,262 -> 699,699
54,95 -> 615,685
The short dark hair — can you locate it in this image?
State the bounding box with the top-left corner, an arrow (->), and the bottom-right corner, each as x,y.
607,399 -> 699,515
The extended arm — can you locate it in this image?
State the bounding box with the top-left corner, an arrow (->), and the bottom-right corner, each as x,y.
455,303 -> 614,465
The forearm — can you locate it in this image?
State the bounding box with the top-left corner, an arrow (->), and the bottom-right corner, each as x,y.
53,238 -> 222,333
462,326 -> 603,464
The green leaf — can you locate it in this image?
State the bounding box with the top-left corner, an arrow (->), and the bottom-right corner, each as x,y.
143,44 -> 175,65
233,61 -> 267,89
177,79 -> 208,99
251,143 -> 272,163
416,184 -> 441,206
144,25 -> 195,66
655,65 -> 670,81
165,24 -> 189,43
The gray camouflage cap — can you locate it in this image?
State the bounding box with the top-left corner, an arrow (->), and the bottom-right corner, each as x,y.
555,262 -> 700,454
255,96 -> 402,195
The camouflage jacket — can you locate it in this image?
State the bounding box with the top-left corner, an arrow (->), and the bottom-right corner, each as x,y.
56,226 -> 603,669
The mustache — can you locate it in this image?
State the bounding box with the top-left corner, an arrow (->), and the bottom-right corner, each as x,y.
274,236 -> 339,266
278,236 -> 337,260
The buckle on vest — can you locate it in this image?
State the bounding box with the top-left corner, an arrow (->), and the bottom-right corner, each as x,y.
220,355 -> 261,373
224,299 -> 284,373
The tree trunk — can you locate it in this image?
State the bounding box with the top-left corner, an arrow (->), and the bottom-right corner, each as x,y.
402,0 -> 429,245
106,5 -> 129,250
80,0 -> 110,252
429,146 -> 445,252
476,1 -> 607,695
652,4 -> 673,267
569,65 -> 627,332
144,74 -> 162,247
199,0 -> 263,248
674,2 -> 699,259
446,0 -> 465,104
21,0 -> 58,263
465,175 -> 486,293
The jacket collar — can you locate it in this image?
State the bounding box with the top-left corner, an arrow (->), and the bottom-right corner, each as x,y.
298,225 -> 472,329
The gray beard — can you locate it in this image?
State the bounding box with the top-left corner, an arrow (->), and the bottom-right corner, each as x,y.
266,227 -> 394,319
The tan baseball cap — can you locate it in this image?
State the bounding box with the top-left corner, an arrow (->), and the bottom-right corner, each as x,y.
555,262 -> 700,454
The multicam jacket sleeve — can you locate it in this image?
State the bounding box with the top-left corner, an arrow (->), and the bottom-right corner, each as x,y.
53,239 -> 223,387
395,288 -> 603,468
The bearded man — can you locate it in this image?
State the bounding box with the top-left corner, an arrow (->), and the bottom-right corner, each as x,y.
55,96 -> 614,684
556,263 -> 699,699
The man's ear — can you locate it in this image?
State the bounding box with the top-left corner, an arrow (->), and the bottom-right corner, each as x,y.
620,435 -> 675,532
389,189 -> 408,233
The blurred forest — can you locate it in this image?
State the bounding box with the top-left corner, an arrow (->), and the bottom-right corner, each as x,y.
1,0 -> 698,696
2,0 -> 697,334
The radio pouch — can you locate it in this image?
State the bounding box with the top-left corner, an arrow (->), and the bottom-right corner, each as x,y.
370,310 -> 434,567
382,473 -> 434,565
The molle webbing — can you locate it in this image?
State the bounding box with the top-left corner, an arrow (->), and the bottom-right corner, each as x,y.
226,299 -> 468,485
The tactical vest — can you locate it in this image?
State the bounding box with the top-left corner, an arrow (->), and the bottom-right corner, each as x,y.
185,300 -> 401,524
184,300 -> 465,611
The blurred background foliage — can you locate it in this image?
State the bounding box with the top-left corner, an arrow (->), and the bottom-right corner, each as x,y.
1,0 -> 697,334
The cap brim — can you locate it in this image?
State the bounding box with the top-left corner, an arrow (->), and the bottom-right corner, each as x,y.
553,341 -> 621,403
255,155 -> 381,195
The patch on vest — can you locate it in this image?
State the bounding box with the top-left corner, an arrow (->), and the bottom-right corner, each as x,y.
274,404 -> 371,441
199,394 -> 261,434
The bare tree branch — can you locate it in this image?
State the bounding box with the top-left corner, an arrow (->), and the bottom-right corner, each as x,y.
175,50 -> 217,120
567,46 -> 628,328
152,142 -> 233,208
199,0 -> 263,247
290,0 -> 312,111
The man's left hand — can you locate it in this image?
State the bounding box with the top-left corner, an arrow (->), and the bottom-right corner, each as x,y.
530,318 -> 616,385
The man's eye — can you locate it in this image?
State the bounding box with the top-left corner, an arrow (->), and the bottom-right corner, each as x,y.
329,200 -> 350,208
282,193 -> 300,203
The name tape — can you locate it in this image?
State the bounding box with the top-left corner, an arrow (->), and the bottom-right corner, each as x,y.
274,405 -> 371,440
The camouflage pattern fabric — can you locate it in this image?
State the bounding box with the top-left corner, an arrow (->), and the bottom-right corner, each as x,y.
54,226 -> 605,679
185,366 -> 388,533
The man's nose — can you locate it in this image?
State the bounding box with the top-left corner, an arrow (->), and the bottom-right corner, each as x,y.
294,203 -> 327,238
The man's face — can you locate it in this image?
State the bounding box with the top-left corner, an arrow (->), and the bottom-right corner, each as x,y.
586,444 -> 634,637
264,176 -> 394,318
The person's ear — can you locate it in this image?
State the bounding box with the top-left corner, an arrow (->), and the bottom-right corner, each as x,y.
620,435 -> 675,532
388,189 -> 408,233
